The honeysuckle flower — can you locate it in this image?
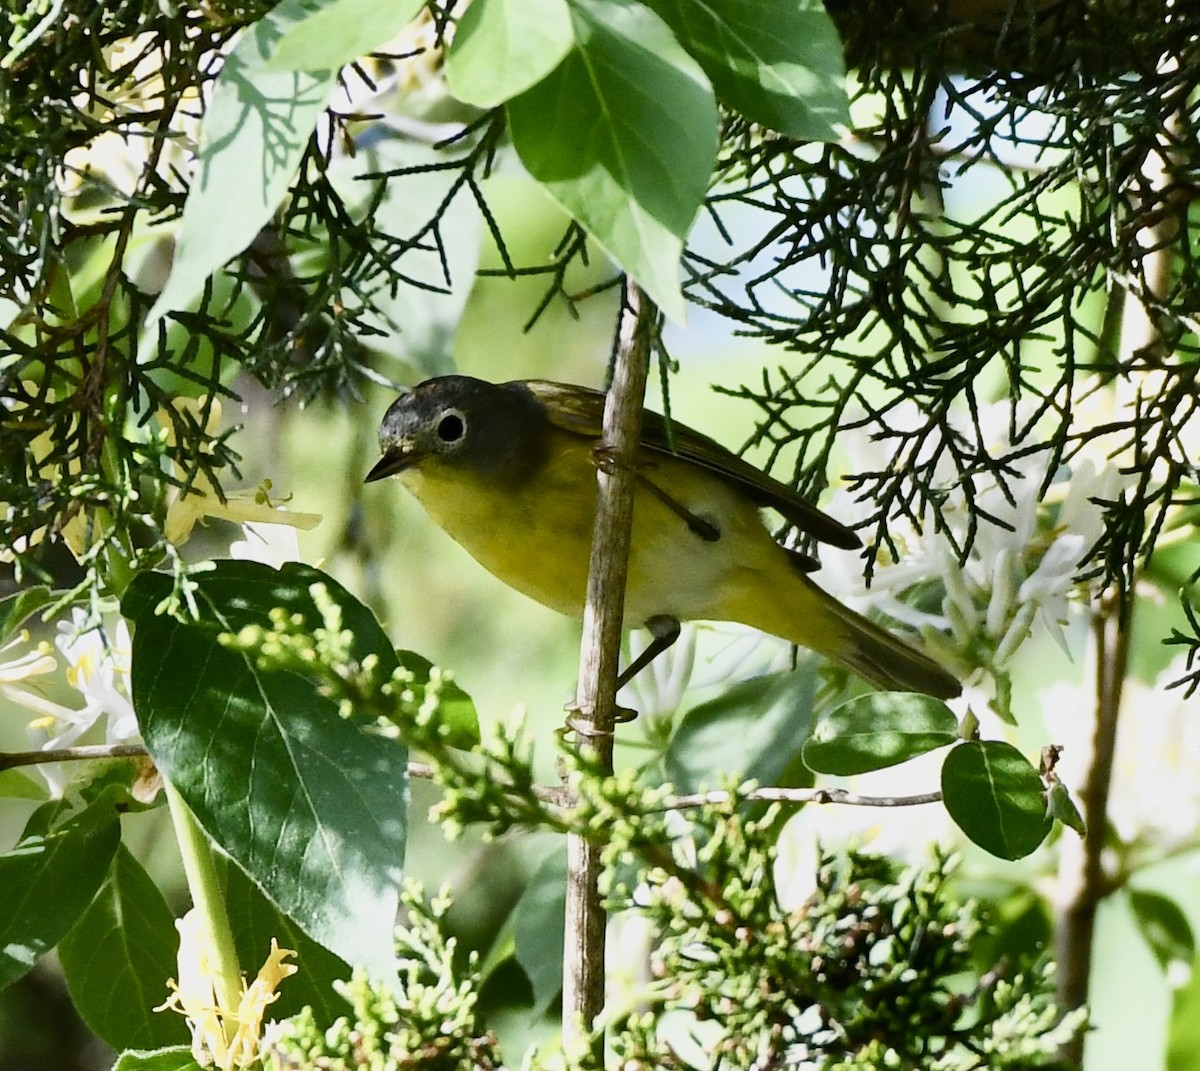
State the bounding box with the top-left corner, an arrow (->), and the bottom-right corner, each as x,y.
619,622 -> 795,724
817,388 -> 1139,702
229,520 -> 303,569
158,397 -> 321,546
3,611 -> 140,795
158,909 -> 297,1070
56,31 -> 210,238
0,631 -> 57,686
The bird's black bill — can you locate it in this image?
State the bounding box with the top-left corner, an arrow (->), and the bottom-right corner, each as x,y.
365,448 -> 410,483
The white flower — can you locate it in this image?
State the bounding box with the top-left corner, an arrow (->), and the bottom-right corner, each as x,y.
821,387 -> 1139,694
4,611 -> 140,795
229,521 -> 303,569
0,631 -> 57,685
618,622 -> 794,723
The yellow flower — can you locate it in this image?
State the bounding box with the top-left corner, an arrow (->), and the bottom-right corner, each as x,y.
158,396 -> 321,546
158,910 -> 298,1070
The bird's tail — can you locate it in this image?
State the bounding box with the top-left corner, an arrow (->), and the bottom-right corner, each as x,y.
725,571 -> 961,700
818,594 -> 961,699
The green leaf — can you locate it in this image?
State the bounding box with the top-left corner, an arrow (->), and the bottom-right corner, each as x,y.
665,669 -> 815,793
1129,888 -> 1195,975
268,0 -> 425,72
125,561 -> 408,978
111,1049 -> 201,1071
147,0 -> 336,324
220,851 -> 351,1026
446,0 -> 574,107
507,0 -> 718,320
642,0 -> 849,139
0,585 -> 55,641
1046,778 -> 1086,837
389,650 -> 479,749
940,741 -> 1050,861
59,845 -> 188,1051
403,653 -> 477,744
0,788 -> 122,988
513,847 -> 567,1016
803,692 -> 958,775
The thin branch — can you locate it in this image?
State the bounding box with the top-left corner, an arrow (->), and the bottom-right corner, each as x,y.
0,743 -> 944,811
562,282 -> 656,1056
1054,579 -> 1132,1067
0,743 -> 151,772
665,787 -> 944,810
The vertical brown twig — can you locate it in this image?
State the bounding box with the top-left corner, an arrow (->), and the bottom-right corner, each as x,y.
561,283 -> 655,1057
1055,594 -> 1131,1066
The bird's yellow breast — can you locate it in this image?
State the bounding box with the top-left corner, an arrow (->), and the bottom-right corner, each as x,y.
396,429 -> 792,628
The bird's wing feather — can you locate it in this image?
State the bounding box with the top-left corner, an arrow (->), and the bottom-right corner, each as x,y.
521,380 -> 862,552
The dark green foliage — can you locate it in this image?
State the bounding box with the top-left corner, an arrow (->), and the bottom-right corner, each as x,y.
601,807 -> 1083,1070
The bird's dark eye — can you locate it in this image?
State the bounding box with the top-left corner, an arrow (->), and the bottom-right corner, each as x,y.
437,411 -> 465,443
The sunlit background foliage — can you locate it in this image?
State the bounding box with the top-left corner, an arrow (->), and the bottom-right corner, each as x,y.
2,0 -> 1200,1069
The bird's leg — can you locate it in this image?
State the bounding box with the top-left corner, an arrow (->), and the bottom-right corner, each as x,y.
559,620 -> 681,740
590,443 -> 720,542
615,614 -> 682,691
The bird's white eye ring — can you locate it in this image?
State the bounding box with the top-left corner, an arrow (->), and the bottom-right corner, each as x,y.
437,410 -> 466,443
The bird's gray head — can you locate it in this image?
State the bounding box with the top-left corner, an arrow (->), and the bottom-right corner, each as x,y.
365,376 -> 548,486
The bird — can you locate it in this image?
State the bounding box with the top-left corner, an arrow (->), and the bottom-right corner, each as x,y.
365,375 -> 960,700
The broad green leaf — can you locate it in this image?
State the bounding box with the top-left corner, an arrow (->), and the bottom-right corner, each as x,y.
0,788 -> 122,988
642,0 -> 849,139
803,692 -> 958,775
111,1049 -> 201,1071
59,845 -> 188,1051
446,0 -> 574,107
147,0 -> 336,324
940,741 -> 1050,860
268,0 -> 425,71
665,669 -> 815,793
507,0 -> 718,320
390,650 -> 479,749
513,847 -> 567,1016
1129,888 -> 1195,975
0,585 -> 54,640
220,852 -> 351,1026
124,561 -> 408,978
477,920 -> 517,985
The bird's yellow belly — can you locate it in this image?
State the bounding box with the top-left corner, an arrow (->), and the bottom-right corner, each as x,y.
398,442 -> 784,628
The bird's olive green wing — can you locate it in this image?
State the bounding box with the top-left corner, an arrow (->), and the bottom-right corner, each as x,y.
521,380 -> 862,551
